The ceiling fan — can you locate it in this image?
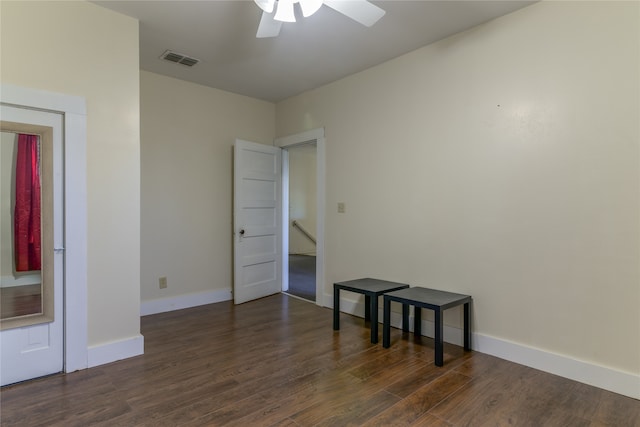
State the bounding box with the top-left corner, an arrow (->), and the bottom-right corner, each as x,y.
255,0 -> 386,38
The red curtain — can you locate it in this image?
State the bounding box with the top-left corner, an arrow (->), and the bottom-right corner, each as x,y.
14,134 -> 41,272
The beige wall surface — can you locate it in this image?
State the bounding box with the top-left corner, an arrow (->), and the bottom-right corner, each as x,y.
140,71 -> 275,303
0,1 -> 141,346
276,1 -> 640,374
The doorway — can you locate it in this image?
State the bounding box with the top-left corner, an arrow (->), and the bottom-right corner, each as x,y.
285,142 -> 317,301
276,128 -> 325,306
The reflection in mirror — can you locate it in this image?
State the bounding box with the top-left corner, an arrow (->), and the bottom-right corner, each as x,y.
1,131 -> 43,319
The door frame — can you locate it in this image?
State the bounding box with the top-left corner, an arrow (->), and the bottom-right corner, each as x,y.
1,84 -> 88,373
275,128 -> 325,306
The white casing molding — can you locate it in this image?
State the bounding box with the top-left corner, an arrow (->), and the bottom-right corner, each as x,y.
275,127 -> 326,308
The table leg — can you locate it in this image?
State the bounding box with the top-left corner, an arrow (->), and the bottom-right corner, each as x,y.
464,302 -> 471,351
364,295 -> 371,322
435,308 -> 443,366
402,304 -> 409,332
383,297 -> 391,348
370,295 -> 378,344
333,285 -> 340,331
414,307 -> 421,337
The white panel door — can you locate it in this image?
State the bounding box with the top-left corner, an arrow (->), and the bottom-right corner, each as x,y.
234,140 -> 282,304
0,105 -> 64,386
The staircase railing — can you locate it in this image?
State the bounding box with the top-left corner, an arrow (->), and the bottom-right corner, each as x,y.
292,220 -> 316,244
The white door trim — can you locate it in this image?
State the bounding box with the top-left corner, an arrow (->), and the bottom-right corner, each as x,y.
275,128 -> 326,306
1,84 -> 88,373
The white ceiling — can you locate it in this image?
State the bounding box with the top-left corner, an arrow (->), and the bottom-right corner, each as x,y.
93,1 -> 535,103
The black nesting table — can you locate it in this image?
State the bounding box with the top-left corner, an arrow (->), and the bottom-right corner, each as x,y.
382,287 -> 472,366
333,278 -> 410,344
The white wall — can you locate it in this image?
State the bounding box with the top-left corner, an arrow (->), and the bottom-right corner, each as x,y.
288,143 -> 317,255
0,1 -> 141,351
277,0 -> 639,386
140,71 -> 275,312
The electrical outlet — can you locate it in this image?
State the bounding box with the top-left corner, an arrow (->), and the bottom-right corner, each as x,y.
337,202 -> 346,213
159,276 -> 168,289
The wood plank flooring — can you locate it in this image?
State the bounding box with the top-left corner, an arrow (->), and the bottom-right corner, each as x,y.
0,284 -> 41,318
1,293 -> 638,426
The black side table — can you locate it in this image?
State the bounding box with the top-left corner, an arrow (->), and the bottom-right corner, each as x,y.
333,278 -> 410,344
382,287 -> 472,366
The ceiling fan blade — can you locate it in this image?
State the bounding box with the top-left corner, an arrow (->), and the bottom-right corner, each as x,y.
323,0 -> 385,27
256,10 -> 283,38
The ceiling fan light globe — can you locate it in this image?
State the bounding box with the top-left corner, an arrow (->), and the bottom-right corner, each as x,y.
299,0 -> 323,17
274,0 -> 297,22
254,0 -> 275,13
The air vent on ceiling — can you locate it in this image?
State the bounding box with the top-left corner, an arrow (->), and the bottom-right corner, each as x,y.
160,50 -> 199,67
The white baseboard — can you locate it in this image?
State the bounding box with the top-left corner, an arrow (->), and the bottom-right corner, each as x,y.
87,290 -> 233,369
87,334 -> 144,368
1,274 -> 41,287
330,294 -> 464,344
140,289 -> 232,316
326,293 -> 640,399
474,334 -> 640,400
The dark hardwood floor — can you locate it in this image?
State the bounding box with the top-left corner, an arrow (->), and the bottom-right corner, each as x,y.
1,293 -> 638,426
287,255 -> 316,302
0,284 -> 41,318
